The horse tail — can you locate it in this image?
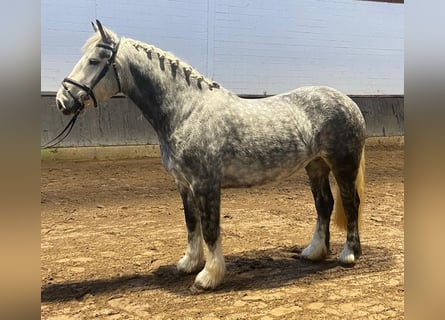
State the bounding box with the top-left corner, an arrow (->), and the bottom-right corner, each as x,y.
333,147 -> 365,230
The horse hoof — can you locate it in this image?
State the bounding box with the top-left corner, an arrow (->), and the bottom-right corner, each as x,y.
339,253 -> 356,265
301,243 -> 328,261
192,267 -> 225,291
339,244 -> 357,265
176,256 -> 205,274
189,283 -> 211,294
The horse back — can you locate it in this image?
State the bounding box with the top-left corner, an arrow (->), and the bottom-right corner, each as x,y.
219,86 -> 365,186
165,86 -> 365,188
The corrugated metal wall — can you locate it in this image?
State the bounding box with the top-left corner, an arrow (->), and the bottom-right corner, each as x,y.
41,1 -> 403,147
41,0 -> 403,95
41,93 -> 403,148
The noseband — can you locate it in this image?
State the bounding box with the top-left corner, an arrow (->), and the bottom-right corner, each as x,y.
62,40 -> 122,110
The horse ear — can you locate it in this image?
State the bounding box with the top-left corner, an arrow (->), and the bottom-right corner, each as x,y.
91,21 -> 98,32
95,19 -> 110,43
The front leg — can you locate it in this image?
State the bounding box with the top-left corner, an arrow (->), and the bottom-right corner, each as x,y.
176,183 -> 205,274
192,180 -> 226,291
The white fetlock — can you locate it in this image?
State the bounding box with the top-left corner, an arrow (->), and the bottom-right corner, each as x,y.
176,254 -> 204,274
339,243 -> 356,264
192,239 -> 226,290
177,231 -> 204,274
194,264 -> 225,290
301,234 -> 328,261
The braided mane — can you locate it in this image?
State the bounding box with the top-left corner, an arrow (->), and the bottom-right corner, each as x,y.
126,38 -> 220,91
82,27 -> 220,92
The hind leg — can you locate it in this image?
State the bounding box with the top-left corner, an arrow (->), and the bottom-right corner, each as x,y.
333,165 -> 362,264
176,183 -> 205,274
301,158 -> 334,261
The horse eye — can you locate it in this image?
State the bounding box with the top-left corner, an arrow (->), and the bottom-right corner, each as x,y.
89,58 -> 100,65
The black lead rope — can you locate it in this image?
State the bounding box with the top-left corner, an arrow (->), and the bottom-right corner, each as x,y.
41,111 -> 80,149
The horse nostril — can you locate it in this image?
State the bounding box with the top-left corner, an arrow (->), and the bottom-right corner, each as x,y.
57,99 -> 72,115
56,99 -> 64,111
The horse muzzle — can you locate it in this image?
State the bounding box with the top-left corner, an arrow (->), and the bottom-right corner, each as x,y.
56,78 -> 98,115
56,93 -> 85,115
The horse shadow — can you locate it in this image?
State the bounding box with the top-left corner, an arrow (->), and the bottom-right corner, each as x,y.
41,244 -> 395,302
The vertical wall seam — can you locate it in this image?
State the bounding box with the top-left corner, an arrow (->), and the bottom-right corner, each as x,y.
206,0 -> 215,80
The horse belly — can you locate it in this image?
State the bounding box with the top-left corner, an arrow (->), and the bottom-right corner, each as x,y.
221,159 -> 306,188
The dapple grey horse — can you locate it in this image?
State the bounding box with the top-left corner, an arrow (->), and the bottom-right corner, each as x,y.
56,21 -> 366,291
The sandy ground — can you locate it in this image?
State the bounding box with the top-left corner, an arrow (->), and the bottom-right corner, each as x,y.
41,137 -> 404,319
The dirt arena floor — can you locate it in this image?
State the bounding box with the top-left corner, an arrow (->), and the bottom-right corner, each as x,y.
41,137 -> 404,319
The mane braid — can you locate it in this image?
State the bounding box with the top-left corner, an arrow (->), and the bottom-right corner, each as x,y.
126,38 -> 220,91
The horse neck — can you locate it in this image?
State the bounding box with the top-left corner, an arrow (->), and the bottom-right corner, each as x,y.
118,38 -> 221,137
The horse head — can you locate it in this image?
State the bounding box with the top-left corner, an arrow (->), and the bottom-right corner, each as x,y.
56,20 -> 121,115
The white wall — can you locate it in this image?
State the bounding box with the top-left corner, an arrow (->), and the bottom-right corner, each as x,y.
41,0 -> 403,95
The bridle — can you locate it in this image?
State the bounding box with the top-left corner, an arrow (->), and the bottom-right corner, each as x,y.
42,40 -> 121,149
62,40 -> 122,110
